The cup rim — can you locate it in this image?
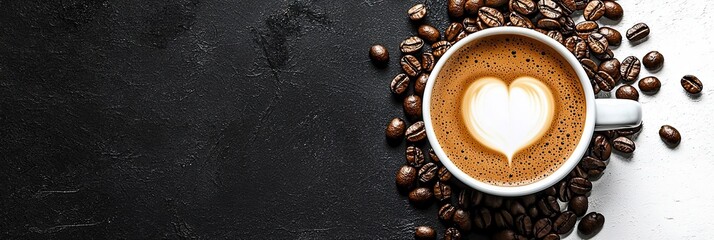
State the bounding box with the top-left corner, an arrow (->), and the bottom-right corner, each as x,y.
422,27 -> 596,197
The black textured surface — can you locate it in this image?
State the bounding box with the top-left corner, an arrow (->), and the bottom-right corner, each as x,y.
0,0 -> 465,239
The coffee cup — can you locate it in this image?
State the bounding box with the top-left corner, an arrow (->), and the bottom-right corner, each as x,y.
423,27 -> 642,197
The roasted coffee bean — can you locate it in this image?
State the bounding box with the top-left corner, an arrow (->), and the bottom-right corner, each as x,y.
638,76 -> 661,93
419,162 -> 438,183
616,85 -> 639,101
514,215 -> 533,236
485,0 -> 508,7
406,121 -> 426,142
626,23 -> 650,41
547,30 -> 563,44
421,53 -> 435,73
583,0 -> 605,21
471,190 -> 484,206
445,22 -> 465,42
613,136 -> 636,153
620,56 -> 641,82
591,134 -> 612,160
415,226 -> 436,240
509,12 -> 534,29
432,41 -> 452,58
453,208 -> 472,231
406,145 -> 425,168
473,208 -> 493,229
390,73 -> 410,95
494,209 -> 514,229
557,180 -> 571,202
463,17 -> 481,33
569,195 -> 588,216
418,25 -> 441,43
543,186 -> 557,196
603,1 -> 623,19
520,194 -> 537,207
616,123 -> 642,137
401,55 -> 422,77
599,59 -> 621,82
538,0 -> 564,18
598,27 -> 622,46
574,38 -> 589,59
578,212 -> 605,235
534,28 -> 548,35
437,166 -> 452,182
574,0 -> 588,10
403,95 -> 422,118
580,58 -> 598,79
569,165 -> 589,179
587,33 -> 608,54
598,130 -> 617,140
569,177 -> 592,195
543,233 -> 560,240
465,0 -> 486,14
439,203 -> 457,222
444,227 -> 462,240
510,0 -> 537,15
643,51 -> 664,71
434,181 -> 453,202
537,196 -> 560,218
448,0 -> 467,19
594,48 -> 614,61
369,45 -> 389,65
681,75 -> 703,94
527,206 -> 539,219
581,156 -> 606,176
537,18 -> 561,30
396,165 -> 417,189
533,218 -> 553,239
452,31 -> 467,43
509,201 -> 526,216
415,73 -> 429,96
483,194 -> 503,208
386,117 -> 406,139
449,190 -> 466,209
560,0 -> 577,12
575,21 -> 599,35
564,36 -> 579,53
479,7 -> 505,27
659,125 -> 682,146
408,4 -> 427,21
492,230 -> 526,240
553,211 -> 577,234
400,36 -> 424,54
409,187 -> 433,205
559,17 -> 575,35
428,148 -> 440,163
595,71 -> 616,92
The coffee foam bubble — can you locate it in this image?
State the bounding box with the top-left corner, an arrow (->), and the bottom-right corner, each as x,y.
430,35 -> 586,186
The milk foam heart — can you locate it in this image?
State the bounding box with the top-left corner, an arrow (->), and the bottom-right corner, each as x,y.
461,76 -> 555,165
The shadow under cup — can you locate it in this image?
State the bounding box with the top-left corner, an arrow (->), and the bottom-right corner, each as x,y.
422,27 -> 596,197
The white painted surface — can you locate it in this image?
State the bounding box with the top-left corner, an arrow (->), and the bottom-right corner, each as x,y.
565,1 -> 714,239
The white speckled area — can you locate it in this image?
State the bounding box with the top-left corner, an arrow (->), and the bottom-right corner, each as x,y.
566,1 -> 714,239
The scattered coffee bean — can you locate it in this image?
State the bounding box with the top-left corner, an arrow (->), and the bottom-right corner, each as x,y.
575,21 -> 599,35
537,196 -> 560,218
538,0 -> 564,18
626,23 -> 650,41
471,190 -> 484,206
433,181 -> 452,202
414,73 -> 429,96
438,166 -> 452,182
578,212 -> 605,236
408,4 -> 428,21
594,48 -> 614,61
553,211 -> 577,234
445,22 -> 466,42
638,76 -> 661,93
595,71 -> 616,92
537,18 -> 561,29
369,45 -> 389,66
432,41 -> 452,58
473,208 -> 493,229
509,12 -> 535,29
598,130 -> 617,140
643,51 -> 664,71
599,59 -> 621,82
617,122 -> 642,136
620,56 -> 641,82
485,0 -> 508,7
543,233 -> 560,240
418,25 -> 441,43
587,33 -> 608,54
598,27 -> 622,46
514,215 -> 533,236
559,16 -> 576,34
428,148 -> 440,163
405,121 -> 426,142
403,95 -> 422,118
483,194 -> 504,208
616,85 -> 639,101
494,209 -> 514,229
574,0 -> 588,10
547,30 -> 564,43
439,203 -> 457,222
406,145 -> 425,167
421,53 -> 435,73
453,208 -> 472,231
613,136 -> 636,153
509,201 -> 526,216
580,58 -> 598,78
401,55 -> 422,77
543,185 -> 557,196
603,1 -> 623,20
569,195 -> 588,216
452,31 -> 467,43
448,0 -> 467,19
565,36 -> 587,59
591,134 -> 612,160
400,36 -> 425,54
527,206 -> 539,219
510,0 -> 537,15
681,75 -> 703,94
456,189 -> 470,209
533,218 -> 553,239
520,194 -> 537,207
415,226 -> 436,240
386,117 -> 406,139
559,0 -> 577,13
409,187 -> 433,205
659,125 -> 681,146
557,180 -> 571,202
583,0 -> 605,21
581,156 -> 607,176
569,177 -> 592,195
462,17 -> 481,33
396,165 -> 417,189
390,73 -> 410,95
492,230 -> 525,240
569,164 -> 589,179
419,162 -> 439,183
444,227 -> 462,240
479,7 -> 505,27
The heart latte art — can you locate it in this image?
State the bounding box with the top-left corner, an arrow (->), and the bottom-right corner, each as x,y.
461,76 -> 555,164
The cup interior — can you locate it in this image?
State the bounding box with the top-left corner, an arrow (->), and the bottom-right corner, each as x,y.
422,27 -> 596,197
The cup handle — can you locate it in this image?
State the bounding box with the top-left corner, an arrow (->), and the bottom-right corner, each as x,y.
594,99 -> 642,131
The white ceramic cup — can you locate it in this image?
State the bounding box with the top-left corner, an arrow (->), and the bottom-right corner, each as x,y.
423,27 -> 642,197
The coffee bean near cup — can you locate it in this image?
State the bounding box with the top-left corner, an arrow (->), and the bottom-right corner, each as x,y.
422,27 -> 642,196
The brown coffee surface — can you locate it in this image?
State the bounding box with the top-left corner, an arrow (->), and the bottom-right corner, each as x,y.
431,34 -> 586,186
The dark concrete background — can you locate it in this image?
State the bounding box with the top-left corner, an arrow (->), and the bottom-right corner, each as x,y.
0,0 -> 465,239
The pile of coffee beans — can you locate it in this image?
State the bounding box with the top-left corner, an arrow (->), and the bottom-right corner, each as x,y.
372,1 -> 696,239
